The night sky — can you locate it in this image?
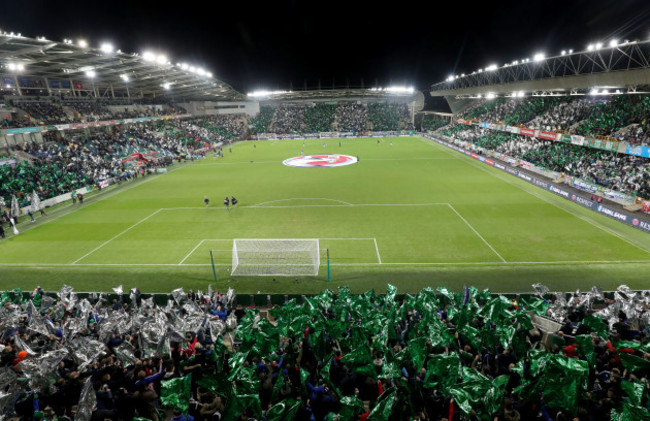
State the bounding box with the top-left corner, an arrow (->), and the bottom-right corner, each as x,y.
2,0 -> 650,94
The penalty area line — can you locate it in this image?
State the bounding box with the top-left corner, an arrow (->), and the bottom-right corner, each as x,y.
4,259 -> 650,267
71,208 -> 163,264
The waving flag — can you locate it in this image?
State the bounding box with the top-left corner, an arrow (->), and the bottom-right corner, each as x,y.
11,195 -> 20,218
31,191 -> 41,213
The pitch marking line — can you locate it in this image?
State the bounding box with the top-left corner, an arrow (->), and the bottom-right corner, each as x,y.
179,240 -> 205,265
4,260 -> 650,267
251,198 -> 354,207
71,208 -> 163,264
180,237 -> 381,265
161,203 -> 450,211
374,238 -> 382,264
447,203 -> 507,263
420,137 -> 650,255
5,161 -> 192,240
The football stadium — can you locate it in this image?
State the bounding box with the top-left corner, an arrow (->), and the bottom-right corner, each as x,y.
2,3 -> 650,420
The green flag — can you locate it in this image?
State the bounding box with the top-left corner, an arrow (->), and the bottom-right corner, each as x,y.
265,398 -> 301,421
160,374 -> 192,413
367,389 -> 396,421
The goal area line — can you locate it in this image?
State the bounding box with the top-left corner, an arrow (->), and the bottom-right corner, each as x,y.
194,237 -> 382,268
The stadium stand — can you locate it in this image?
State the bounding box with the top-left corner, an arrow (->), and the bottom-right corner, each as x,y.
437,94 -> 650,199
0,118 -> 222,209
0,283 -> 647,420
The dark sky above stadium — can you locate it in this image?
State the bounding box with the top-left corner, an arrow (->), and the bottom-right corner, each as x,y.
2,0 -> 650,94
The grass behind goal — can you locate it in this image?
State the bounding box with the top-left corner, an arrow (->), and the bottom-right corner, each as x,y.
1,136 -> 649,293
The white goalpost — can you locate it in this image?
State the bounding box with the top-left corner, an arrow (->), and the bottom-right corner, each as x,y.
231,239 -> 320,276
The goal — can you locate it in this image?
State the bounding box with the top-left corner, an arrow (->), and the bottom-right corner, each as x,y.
231,239 -> 320,276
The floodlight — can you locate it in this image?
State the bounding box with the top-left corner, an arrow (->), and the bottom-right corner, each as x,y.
601,89 -> 608,94
486,64 -> 498,71
206,72 -> 212,78
533,53 -> 545,62
590,88 -> 598,95
85,70 -> 96,78
180,63 -> 189,70
561,50 -> 566,56
100,43 -> 114,53
163,82 -> 171,90
156,54 -> 167,65
569,49 -> 573,54
120,74 -> 129,82
588,44 -> 594,51
486,93 -> 496,99
78,40 -> 88,48
189,66 -> 197,73
609,39 -> 618,47
142,51 -> 155,62
7,63 -> 16,71
595,42 -> 603,49
16,63 -> 24,71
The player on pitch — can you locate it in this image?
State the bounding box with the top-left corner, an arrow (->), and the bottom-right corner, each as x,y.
224,196 -> 230,211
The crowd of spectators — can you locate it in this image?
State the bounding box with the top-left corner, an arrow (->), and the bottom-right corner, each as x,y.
420,118 -> 448,132
457,95 -> 650,146
193,115 -> 247,141
247,102 -> 412,135
368,103 -> 414,131
334,103 -> 368,132
1,283 -> 650,421
440,125 -> 650,198
303,104 -> 337,133
0,117 -> 228,209
269,106 -> 306,134
1,100 -> 189,129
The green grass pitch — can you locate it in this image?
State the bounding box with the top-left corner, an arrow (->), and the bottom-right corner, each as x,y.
1,136 -> 650,294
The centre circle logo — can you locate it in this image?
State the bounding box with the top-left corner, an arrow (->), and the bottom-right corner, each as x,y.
282,154 -> 358,168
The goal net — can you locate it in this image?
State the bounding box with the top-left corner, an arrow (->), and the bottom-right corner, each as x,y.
231,239 -> 320,276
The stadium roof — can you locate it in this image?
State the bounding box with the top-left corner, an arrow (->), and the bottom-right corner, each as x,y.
430,40 -> 650,98
0,32 -> 244,101
246,87 -> 419,102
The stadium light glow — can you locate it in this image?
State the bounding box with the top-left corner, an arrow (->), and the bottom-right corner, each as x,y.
100,43 -> 114,54
569,49 -> 573,54
120,74 -> 129,82
85,70 -> 96,78
156,54 -> 167,65
561,50 -> 566,56
142,51 -> 156,62
206,72 -> 212,78
609,39 -> 618,47
486,64 -> 498,71
486,93 -> 496,99
595,42 -> 603,49
162,82 -> 171,90
533,53 -> 545,62
78,39 -> 88,48
590,88 -> 598,95
180,63 -> 189,70
247,90 -> 291,97
7,62 -> 24,72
